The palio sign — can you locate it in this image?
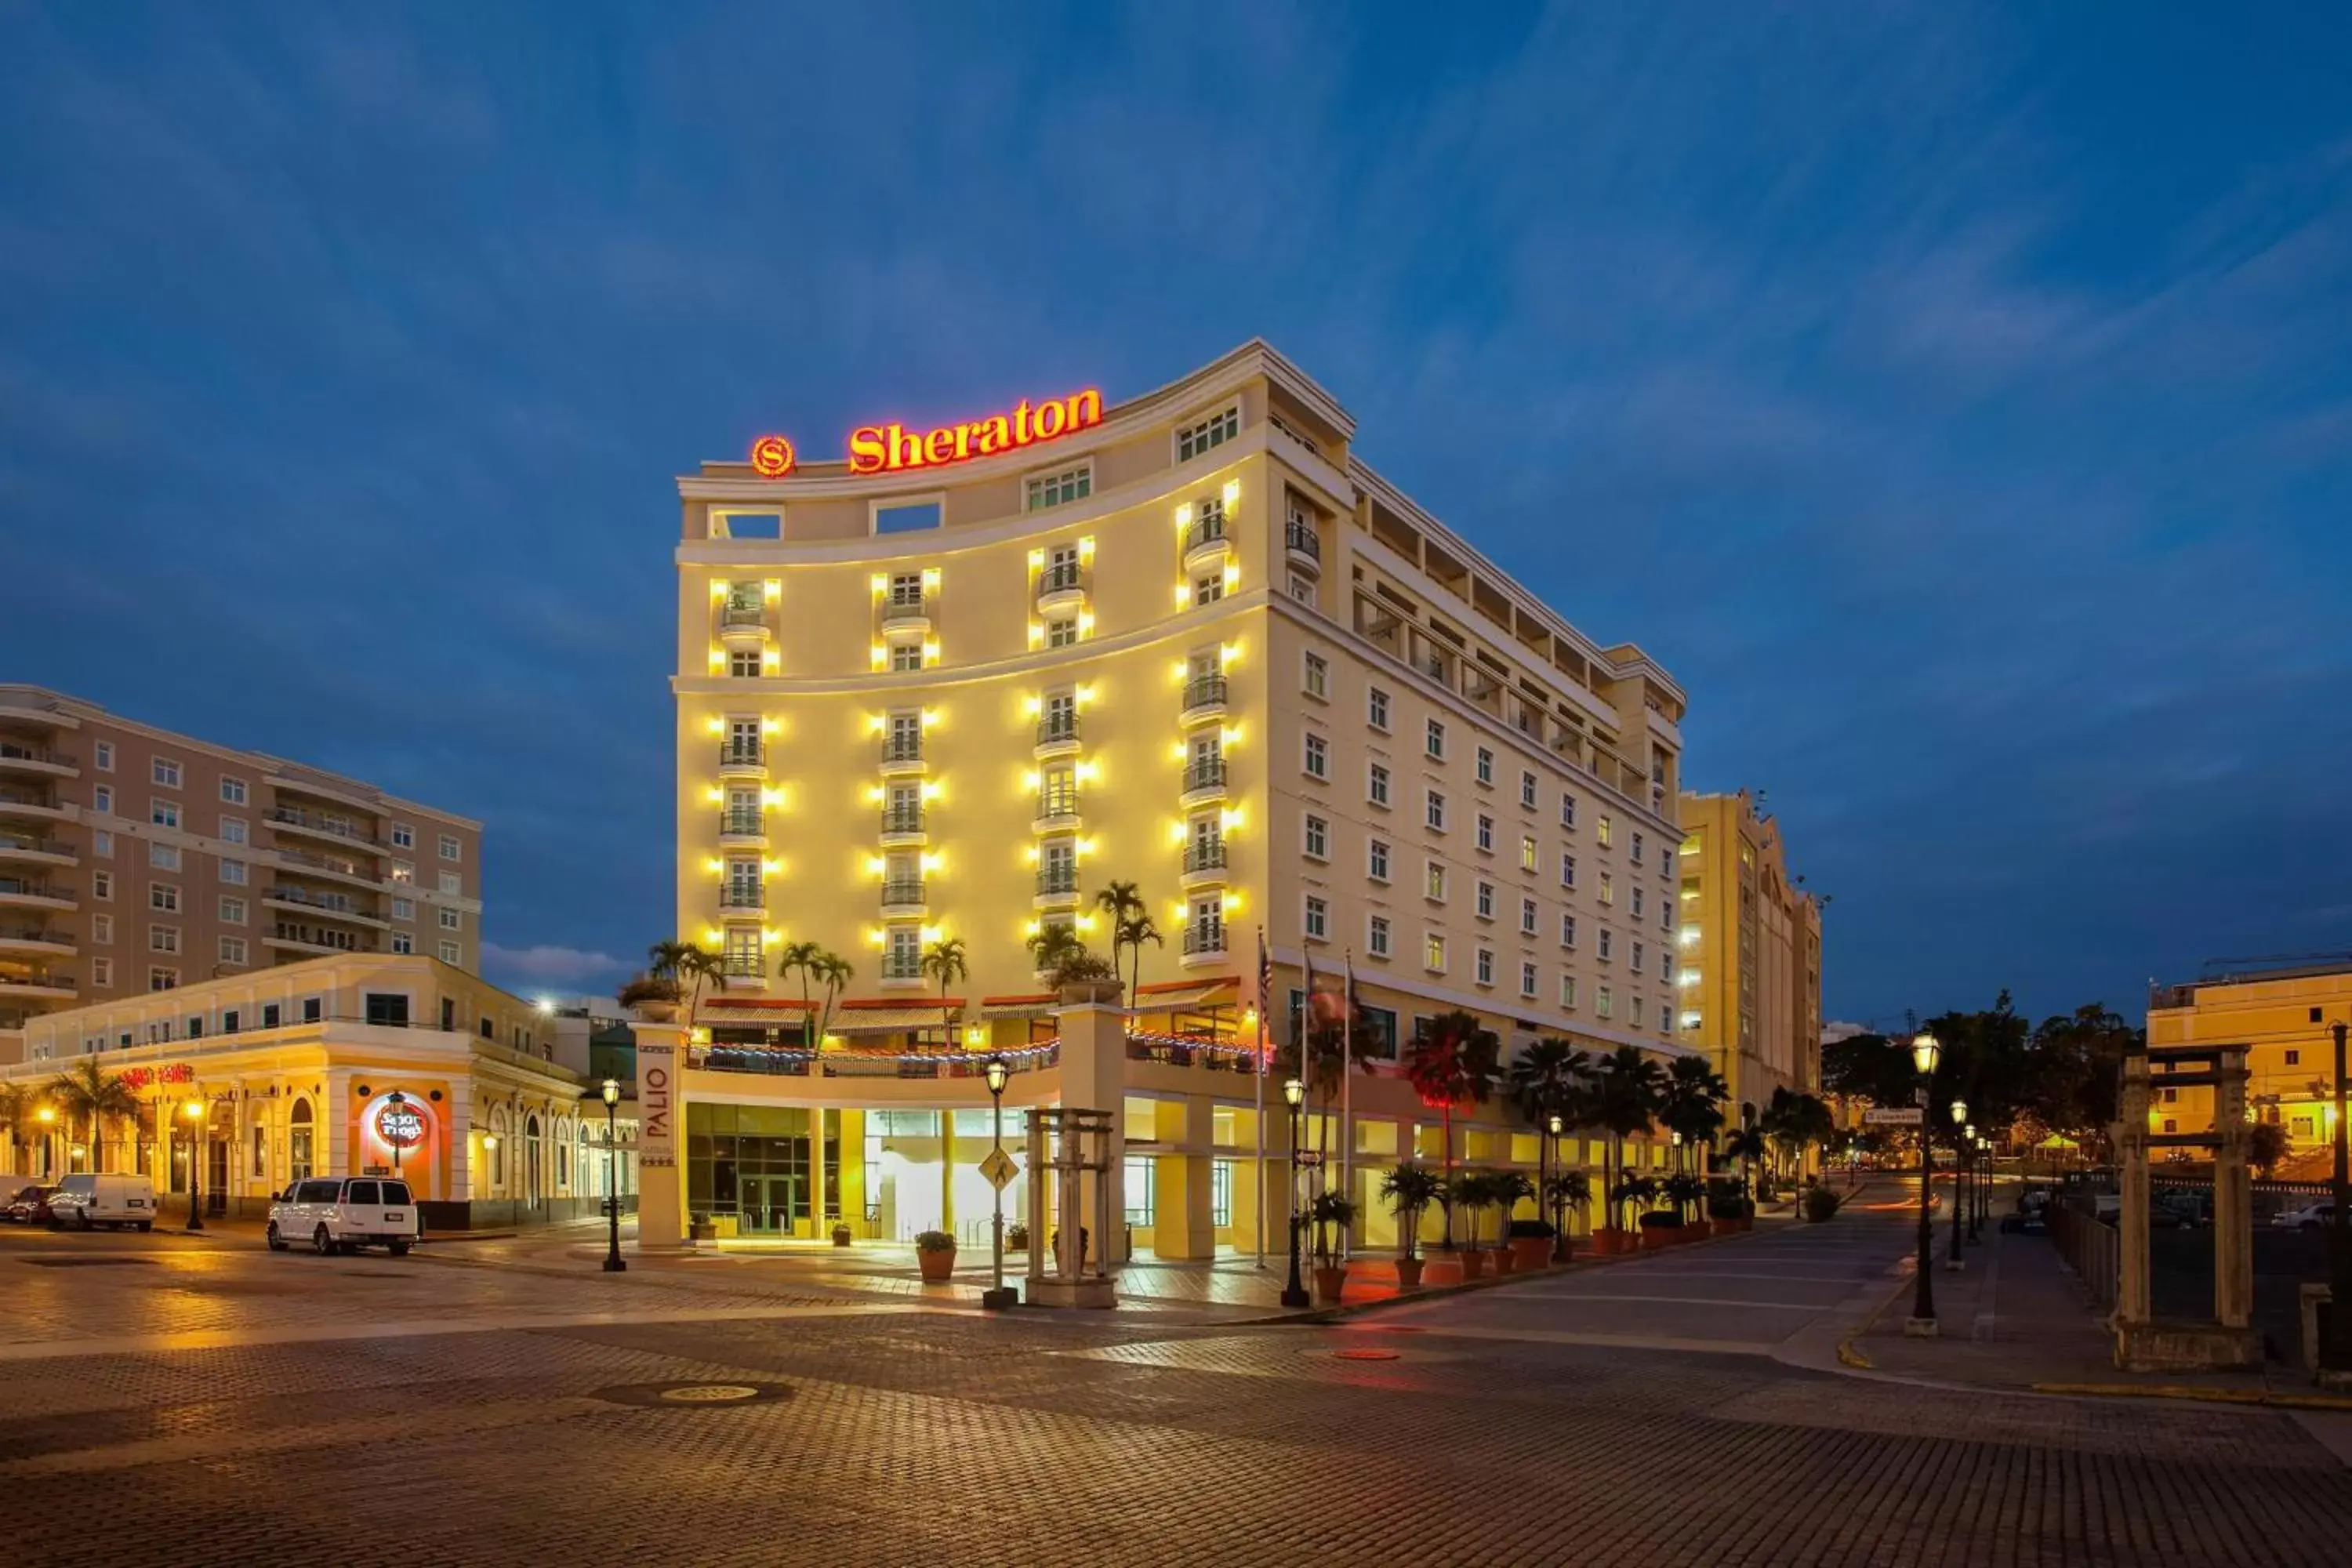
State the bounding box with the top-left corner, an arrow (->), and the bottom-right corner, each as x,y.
637,1043 -> 675,1168
747,387 -> 1103,480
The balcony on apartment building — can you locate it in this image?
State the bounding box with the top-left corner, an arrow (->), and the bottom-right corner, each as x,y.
1035,561 -> 1086,612
265,923 -> 376,956
1180,673 -> 1229,721
0,740 -> 78,779
0,787 -> 70,822
0,877 -> 76,912
0,925 -> 77,959
879,877 -> 927,916
1181,923 -> 1229,960
267,806 -> 383,850
263,886 -> 390,930
0,829 -> 75,868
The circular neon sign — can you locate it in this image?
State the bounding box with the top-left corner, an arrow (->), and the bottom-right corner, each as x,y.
749,434 -> 796,477
375,1103 -> 426,1149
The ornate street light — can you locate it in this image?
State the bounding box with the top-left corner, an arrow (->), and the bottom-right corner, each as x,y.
1947,1099 -> 1969,1269
600,1079 -> 626,1273
1907,1032 -> 1940,1334
181,1098 -> 205,1232
1547,1112 -> 1567,1262
982,1057 -> 1016,1311
1280,1077 -> 1309,1308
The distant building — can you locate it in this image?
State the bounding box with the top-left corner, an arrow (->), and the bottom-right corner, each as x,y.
1674,790 -> 1824,1120
2147,956 -> 2352,1150
0,685 -> 484,1044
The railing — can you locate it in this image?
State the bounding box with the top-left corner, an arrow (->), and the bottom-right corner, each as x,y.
0,928 -> 73,946
881,735 -> 923,764
1182,673 -> 1229,711
0,789 -> 60,809
1036,715 -> 1079,746
880,806 -> 925,835
1124,1031 -> 1259,1072
0,878 -> 65,899
1038,564 -> 1083,595
1182,924 -> 1227,956
1284,518 -> 1322,561
880,877 -> 927,906
268,808 -> 380,846
2049,1198 -> 2118,1308
1181,840 -> 1228,874
880,596 -> 930,625
1181,758 -> 1227,793
1035,866 -> 1078,896
1034,790 -> 1080,820
0,742 -> 75,767
278,846 -> 378,881
720,742 -> 764,768
270,924 -> 371,953
699,1040 -> 1062,1080
719,887 -> 766,910
1184,515 -> 1229,554
267,887 -> 369,916
720,811 -> 764,837
0,971 -> 74,989
0,833 -> 70,858
720,957 -> 765,980
720,601 -> 767,628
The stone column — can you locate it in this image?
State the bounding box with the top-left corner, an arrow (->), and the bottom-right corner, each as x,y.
323,1070 -> 354,1178
633,1021 -> 688,1252
2113,1048 -> 2152,1334
1152,1093 -> 1219,1261
1052,989 -> 1128,1265
2213,1047 -> 2254,1332
809,1106 -> 829,1240
940,1109 -> 956,1241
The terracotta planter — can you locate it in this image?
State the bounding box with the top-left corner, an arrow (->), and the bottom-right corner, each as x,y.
1486,1246 -> 1514,1276
1312,1265 -> 1348,1305
1395,1256 -> 1426,1290
1421,1252 -> 1466,1287
1714,1218 -> 1740,1238
1459,1247 -> 1487,1280
1552,1235 -> 1577,1264
1510,1236 -> 1552,1272
1639,1225 -> 1682,1251
1591,1227 -> 1628,1256
917,1247 -> 956,1282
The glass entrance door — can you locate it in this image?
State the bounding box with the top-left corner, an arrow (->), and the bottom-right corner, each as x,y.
739,1175 -> 798,1235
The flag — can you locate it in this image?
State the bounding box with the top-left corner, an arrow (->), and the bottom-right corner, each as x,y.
1255,926 -> 1272,1068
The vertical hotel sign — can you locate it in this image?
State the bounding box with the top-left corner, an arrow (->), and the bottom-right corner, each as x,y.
637,1040 -> 676,1168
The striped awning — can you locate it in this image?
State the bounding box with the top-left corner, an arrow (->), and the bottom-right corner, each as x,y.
978,995 -> 1058,1022
1131,978 -> 1239,1014
696,1001 -> 812,1026
826,1006 -> 956,1036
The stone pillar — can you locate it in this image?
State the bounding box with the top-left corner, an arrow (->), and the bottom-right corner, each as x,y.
634,1021 -> 688,1252
2113,1048 -> 2152,1336
2213,1047 -> 2254,1331
809,1106 -> 829,1240
1152,1094 -> 1219,1261
1053,992 -> 1128,1264
940,1110 -> 956,1240
323,1070 -> 354,1178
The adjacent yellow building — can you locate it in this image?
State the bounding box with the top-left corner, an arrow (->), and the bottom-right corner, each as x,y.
2147,959 -> 2352,1154
1674,790 -> 1823,1120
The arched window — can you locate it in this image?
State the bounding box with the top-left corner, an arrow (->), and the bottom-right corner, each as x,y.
524,1114 -> 543,1207
577,1122 -> 593,1198
488,1108 -> 508,1190
289,1098 -> 314,1183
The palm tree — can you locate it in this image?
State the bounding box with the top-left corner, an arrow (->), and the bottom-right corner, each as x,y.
1659,1056 -> 1730,1173
920,937 -> 968,1046
50,1060 -> 138,1173
678,946 -> 728,1018
1403,1011 -> 1501,1248
1542,1169 -> 1593,1240
1092,880 -> 1155,1010
811,951 -> 854,1041
1025,923 -> 1087,982
775,939 -> 826,1048
1489,1169 -> 1536,1247
1379,1161 -> 1446,1263
0,1081 -> 27,1171
1722,1126 -> 1768,1203
646,940 -> 696,1003
1506,1036 -> 1595,1130
1591,1045 -> 1666,1241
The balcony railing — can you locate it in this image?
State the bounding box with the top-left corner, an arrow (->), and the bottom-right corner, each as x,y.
0,927 -> 73,946
720,811 -> 764,837
268,808 -> 380,847
720,600 -> 767,628
1036,714 -> 1079,746
1182,673 -> 1228,712
267,887 -> 371,917
1184,514 -> 1229,554
1035,790 -> 1080,820
881,735 -> 923,765
880,596 -> 931,625
1284,518 -> 1322,561
1181,758 -> 1227,793
1034,865 -> 1078,897
720,742 -> 765,768
0,742 -> 75,768
719,886 -> 767,910
721,956 -> 766,980
880,877 -> 927,906
880,805 -> 926,835
0,970 -> 74,990
1182,924 -> 1228,956
270,924 -> 370,953
0,878 -> 67,899
1038,563 -> 1083,595
1181,840 -> 1228,875
0,789 -> 60,810
0,832 -> 71,858
278,846 -> 379,881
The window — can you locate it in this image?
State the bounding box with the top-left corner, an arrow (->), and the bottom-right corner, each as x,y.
1520,898 -> 1538,936
729,649 -> 763,678
220,777 -> 247,805
1560,853 -> 1577,889
150,967 -> 179,992
1520,836 -> 1538,873
1025,463 -> 1091,511
1303,733 -> 1328,779
1633,887 -> 1648,920
390,862 -> 414,884
1599,873 -> 1614,906
93,913 -> 114,944
1176,404 -> 1238,462
1561,794 -> 1577,829
1367,688 -> 1390,730
1596,986 -> 1613,1020
2286,1050 -> 2301,1066
94,829 -> 112,858
889,641 -> 923,672
1475,880 -> 1494,920
93,785 -> 112,815
1561,913 -> 1577,949
1632,998 -> 1646,1029
219,936 -> 247,966
1123,1156 -> 1156,1229
1046,616 -> 1079,648
1303,815 -> 1328,860
93,870 -> 112,900
88,956 -> 111,986
1560,975 -> 1578,1010
218,858 -> 245,885
1425,789 -> 1446,832
1425,862 -> 1447,902
1367,840 -> 1390,882
149,882 -> 180,913
1212,1162 -> 1233,1229
94,740 -> 114,771
1475,747 -> 1494,786
1475,949 -> 1494,986
1425,718 -> 1446,760
391,824 -> 414,849
391,932 -> 413,955
152,757 -> 181,787
1303,652 -> 1328,699
1596,815 -> 1613,848
1192,572 -> 1225,606
439,907 -> 463,931
1660,844 -> 1673,874
150,925 -> 180,953
148,843 -> 180,871
1424,934 -> 1446,972
1520,771 -> 1537,810
1632,831 -> 1646,863
1288,574 -> 1316,604
1661,953 -> 1674,985
1476,815 -> 1494,853
392,898 -> 413,920
439,834 -> 461,861
1599,928 -> 1614,962
1305,896 -> 1328,940
438,872 -> 461,895
151,799 -> 180,829
1632,942 -> 1646,975
1368,915 -> 1391,957
1521,962 -> 1538,998
1368,763 -> 1389,807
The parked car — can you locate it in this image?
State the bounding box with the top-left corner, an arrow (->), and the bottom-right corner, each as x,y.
47,1173 -> 158,1231
267,1177 -> 419,1255
2000,1187 -> 2051,1235
5,1183 -> 59,1225
2273,1200 -> 2336,1232
2153,1191 -> 2209,1229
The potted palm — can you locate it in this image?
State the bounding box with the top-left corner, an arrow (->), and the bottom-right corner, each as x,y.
915,1229 -> 957,1282
1379,1162 -> 1443,1289
830,1221 -> 854,1247
1662,1173 -> 1708,1240
1590,1046 -> 1664,1254
1308,1191 -> 1356,1304
1488,1170 -> 1535,1273
1542,1171 -> 1592,1261
688,1210 -> 717,1243
1450,1171 -> 1492,1279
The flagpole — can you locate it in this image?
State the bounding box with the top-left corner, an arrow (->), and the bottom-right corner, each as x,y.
1341,949 -> 1355,1264
1254,926 -> 1269,1271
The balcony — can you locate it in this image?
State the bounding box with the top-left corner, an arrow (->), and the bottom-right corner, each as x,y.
720,956 -> 768,984
0,830 -> 75,867
718,810 -> 767,847
265,924 -> 375,956
1180,757 -> 1229,806
879,804 -> 927,844
0,877 -> 75,913
0,788 -> 69,822
0,927 -> 77,959
1035,563 -> 1086,614
1034,713 -> 1080,759
277,846 -> 386,891
1181,924 -> 1229,962
1033,790 -> 1080,831
1180,840 -> 1229,890
0,969 -> 77,1002
719,885 -> 768,915
1181,673 -> 1229,722
267,807 -> 382,850
718,600 -> 771,644
1182,514 -> 1231,570
879,877 -> 927,916
877,595 -> 931,633
0,699 -> 76,732
1284,517 -> 1323,573
0,741 -> 78,778
263,887 -> 390,930
1033,865 -> 1079,906
718,741 -> 767,778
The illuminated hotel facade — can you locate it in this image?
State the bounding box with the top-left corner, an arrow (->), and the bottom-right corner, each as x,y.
652,341 -> 1699,1256
1672,789 -> 1824,1119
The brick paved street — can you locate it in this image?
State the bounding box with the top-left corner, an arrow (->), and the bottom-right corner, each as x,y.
4,1210 -> 2350,1566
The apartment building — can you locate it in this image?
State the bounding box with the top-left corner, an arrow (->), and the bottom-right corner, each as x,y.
0,687 -> 483,1040
2147,957 -> 2352,1152
1674,790 -> 1824,1118
651,341 -> 1700,1253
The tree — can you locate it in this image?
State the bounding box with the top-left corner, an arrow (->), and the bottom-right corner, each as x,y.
645,941 -> 696,1003
1820,1031 -> 1919,1110
1489,1169 -> 1537,1243
1505,1037 -> 1595,1131
1379,1162 -> 1445,1262
1722,1126 -> 1768,1197
0,1081 -> 27,1171
775,939 -> 826,1048
920,937 -> 968,1046
2025,1004 -> 2139,1160
1025,923 -> 1087,979
811,952 -> 854,1040
1589,1045 -> 1665,1236
1759,1087 -> 1835,1188
49,1061 -> 137,1173
678,946 -> 728,1016
1658,1056 -> 1730,1168
2250,1120 -> 2290,1180
1402,1011 -> 1501,1248
1092,880 -> 1160,1011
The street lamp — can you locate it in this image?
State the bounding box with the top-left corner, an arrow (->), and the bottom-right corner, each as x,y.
1279,1076 -> 1309,1308
181,1099 -> 205,1232
36,1105 -> 55,1177
1907,1031 -> 1940,1334
1963,1123 -> 1980,1244
982,1057 -> 1016,1311
599,1079 -> 626,1273
1946,1098 -> 1968,1270
2322,1021 -> 2352,1385
385,1091 -> 408,1180
1547,1111 -> 1567,1262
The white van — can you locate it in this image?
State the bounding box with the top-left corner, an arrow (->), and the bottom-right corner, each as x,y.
267,1177 -> 419,1255
48,1173 -> 158,1231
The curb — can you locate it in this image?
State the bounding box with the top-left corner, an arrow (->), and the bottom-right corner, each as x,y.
2030,1381 -> 2352,1413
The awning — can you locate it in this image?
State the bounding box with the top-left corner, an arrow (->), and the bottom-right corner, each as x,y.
696,1001 -> 811,1027
979,994 -> 1058,1022
826,1006 -> 956,1036
1131,978 -> 1239,1013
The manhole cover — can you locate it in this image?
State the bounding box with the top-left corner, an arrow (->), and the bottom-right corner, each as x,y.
1331,1348 -> 1400,1361
590,1382 -> 793,1410
17,1258 -> 156,1269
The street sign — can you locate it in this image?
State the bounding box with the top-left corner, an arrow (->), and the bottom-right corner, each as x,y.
978,1149 -> 1018,1191
1864,1107 -> 1923,1126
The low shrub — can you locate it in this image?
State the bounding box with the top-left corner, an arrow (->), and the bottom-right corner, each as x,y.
1006,1221 -> 1031,1249
915,1229 -> 957,1252
1637,1210 -> 1686,1230
1506,1218 -> 1556,1240
1802,1186 -> 1841,1223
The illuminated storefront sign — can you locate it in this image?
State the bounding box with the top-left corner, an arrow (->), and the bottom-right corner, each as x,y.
748,434 -> 796,477
638,1044 -> 675,1167
118,1064 -> 194,1089
375,1102 -> 426,1149
848,388 -> 1102,475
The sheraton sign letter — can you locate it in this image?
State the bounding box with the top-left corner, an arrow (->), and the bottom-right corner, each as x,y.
847,388 -> 1102,475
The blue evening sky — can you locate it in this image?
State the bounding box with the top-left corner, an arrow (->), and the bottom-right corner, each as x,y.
3,4 -> 2347,1028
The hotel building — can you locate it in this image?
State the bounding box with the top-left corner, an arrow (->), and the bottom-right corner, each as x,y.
655,341 -> 1699,1255
0,686 -> 484,1050
1673,790 -> 1824,1118
2147,958 -> 2352,1154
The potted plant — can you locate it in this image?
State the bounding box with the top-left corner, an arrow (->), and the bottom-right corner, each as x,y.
1803,1184 -> 1841,1223
1450,1172 -> 1492,1279
1706,1182 -> 1748,1238
1379,1162 -> 1443,1289
1308,1191 -> 1356,1304
1507,1217 -> 1555,1272
1542,1171 -> 1592,1261
830,1221 -> 854,1247
688,1210 -> 717,1243
1663,1173 -> 1708,1237
1007,1221 -> 1031,1252
1488,1170 -> 1535,1272
915,1229 -> 957,1281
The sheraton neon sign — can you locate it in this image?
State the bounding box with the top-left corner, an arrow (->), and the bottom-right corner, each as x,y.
747,387 -> 1103,479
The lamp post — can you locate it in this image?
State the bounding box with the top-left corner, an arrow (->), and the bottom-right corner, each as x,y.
599,1079 -> 626,1273
181,1099 -> 205,1232
1962,1123 -> 1980,1243
982,1057 -> 1017,1311
1547,1112 -> 1567,1261
2323,1021 -> 2352,1383
1280,1076 -> 1309,1308
385,1091 -> 408,1180
1946,1098 -> 1968,1270
1977,1136 -> 1994,1233
37,1105 -> 54,1177
1907,1032 -> 1941,1334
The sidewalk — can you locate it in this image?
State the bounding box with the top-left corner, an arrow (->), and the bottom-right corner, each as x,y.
1844,1218 -> 2352,1409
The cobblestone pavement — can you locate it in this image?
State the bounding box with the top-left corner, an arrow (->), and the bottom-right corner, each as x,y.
4,1218 -> 2350,1566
